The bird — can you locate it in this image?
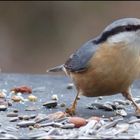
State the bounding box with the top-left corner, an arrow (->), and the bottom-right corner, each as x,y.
47,18 -> 140,116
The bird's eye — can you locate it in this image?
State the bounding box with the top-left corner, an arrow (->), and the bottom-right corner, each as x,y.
124,26 -> 132,31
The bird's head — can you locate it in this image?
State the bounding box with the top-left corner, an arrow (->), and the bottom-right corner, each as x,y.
95,18 -> 140,46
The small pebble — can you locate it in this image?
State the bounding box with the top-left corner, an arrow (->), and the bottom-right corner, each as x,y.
28,95 -> 37,102
68,117 -> 87,128
60,103 -> 66,107
22,115 -> 30,120
43,100 -> 57,108
51,94 -> 58,100
0,92 -> 6,98
29,126 -> 34,130
11,95 -> 21,102
0,105 -> 7,111
7,112 -> 18,117
13,109 -> 19,113
67,83 -> 74,89
98,96 -> 103,100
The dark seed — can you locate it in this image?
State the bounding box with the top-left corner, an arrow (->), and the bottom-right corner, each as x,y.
43,100 -> 57,108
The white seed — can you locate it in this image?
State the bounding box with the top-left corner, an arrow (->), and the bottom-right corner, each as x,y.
28,95 -> 37,102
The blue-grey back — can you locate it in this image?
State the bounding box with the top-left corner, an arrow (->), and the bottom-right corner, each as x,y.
64,39 -> 98,72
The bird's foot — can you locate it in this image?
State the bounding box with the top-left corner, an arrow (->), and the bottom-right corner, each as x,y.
65,107 -> 76,116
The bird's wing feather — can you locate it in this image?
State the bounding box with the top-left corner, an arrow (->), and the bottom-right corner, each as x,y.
64,40 -> 98,72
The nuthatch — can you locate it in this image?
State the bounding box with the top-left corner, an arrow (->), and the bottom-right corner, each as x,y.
47,18 -> 140,115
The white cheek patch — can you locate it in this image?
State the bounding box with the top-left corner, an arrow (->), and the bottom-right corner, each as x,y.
107,31 -> 136,44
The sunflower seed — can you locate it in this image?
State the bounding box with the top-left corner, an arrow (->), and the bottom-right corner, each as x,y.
17,120 -> 36,127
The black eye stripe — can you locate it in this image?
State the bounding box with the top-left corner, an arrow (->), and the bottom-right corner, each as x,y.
94,24 -> 140,44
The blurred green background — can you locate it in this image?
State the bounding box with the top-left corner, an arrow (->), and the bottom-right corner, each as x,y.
0,1 -> 140,74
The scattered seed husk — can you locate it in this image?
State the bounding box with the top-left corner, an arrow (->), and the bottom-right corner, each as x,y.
35,114 -> 49,123
60,123 -> 75,129
97,118 -> 123,132
17,120 -> 36,127
79,120 -> 98,135
9,117 -> 19,122
129,119 -> 140,124
114,123 -> 129,135
39,122 -> 54,127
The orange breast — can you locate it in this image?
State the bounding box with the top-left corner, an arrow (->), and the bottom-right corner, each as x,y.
70,42 -> 140,97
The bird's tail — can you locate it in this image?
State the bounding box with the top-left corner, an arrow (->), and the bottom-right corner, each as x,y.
46,64 -> 64,73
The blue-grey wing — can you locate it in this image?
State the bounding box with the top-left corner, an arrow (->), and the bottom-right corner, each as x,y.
64,39 -> 99,72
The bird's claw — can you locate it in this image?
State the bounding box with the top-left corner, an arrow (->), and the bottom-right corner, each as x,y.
65,107 -> 76,116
